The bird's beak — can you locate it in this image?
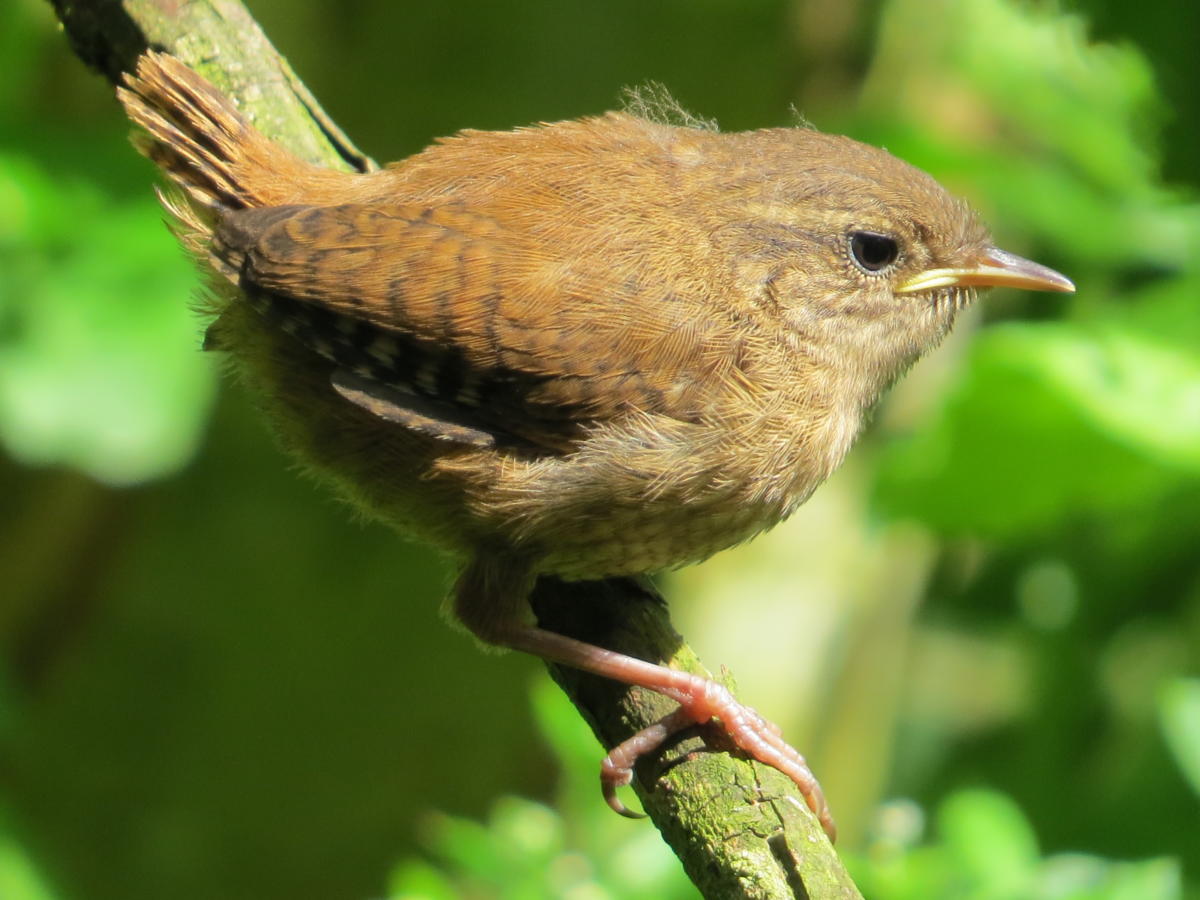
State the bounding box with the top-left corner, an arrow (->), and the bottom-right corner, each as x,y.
896,246 -> 1075,295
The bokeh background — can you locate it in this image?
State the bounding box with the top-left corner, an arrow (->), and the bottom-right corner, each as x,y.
2,0 -> 1198,897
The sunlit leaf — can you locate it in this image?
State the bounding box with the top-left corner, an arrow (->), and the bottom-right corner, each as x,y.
0,815 -> 59,900
1159,679 -> 1200,798
876,323 -> 1198,536
938,789 -> 1038,894
0,152 -> 215,484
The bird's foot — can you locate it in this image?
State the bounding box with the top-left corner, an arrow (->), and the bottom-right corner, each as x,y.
600,675 -> 836,841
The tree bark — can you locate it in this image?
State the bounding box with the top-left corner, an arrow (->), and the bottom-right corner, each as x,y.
47,2 -> 863,896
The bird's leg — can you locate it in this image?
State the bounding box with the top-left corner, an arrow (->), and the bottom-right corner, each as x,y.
502,622 -> 836,840
453,556 -> 836,841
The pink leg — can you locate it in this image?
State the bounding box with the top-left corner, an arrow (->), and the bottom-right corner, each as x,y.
504,623 -> 837,841
451,559 -> 837,841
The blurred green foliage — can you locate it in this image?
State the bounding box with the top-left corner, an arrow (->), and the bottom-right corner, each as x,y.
852,790 -> 1182,900
387,681 -> 1194,899
387,680 -> 697,900
864,0 -> 1200,537
0,0 -> 1197,898
0,2 -> 215,485
0,151 -> 214,483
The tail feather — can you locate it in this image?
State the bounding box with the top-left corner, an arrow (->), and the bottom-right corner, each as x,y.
119,52 -> 366,228
118,52 -> 267,212
116,52 -> 371,333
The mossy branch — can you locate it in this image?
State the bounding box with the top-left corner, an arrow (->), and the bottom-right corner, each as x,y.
48,2 -> 863,895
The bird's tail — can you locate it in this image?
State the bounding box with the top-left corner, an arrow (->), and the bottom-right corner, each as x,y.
117,51 -> 286,217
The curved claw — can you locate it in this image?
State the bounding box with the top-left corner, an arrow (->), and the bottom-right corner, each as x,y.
600,682 -> 838,841
601,753 -> 645,818
602,779 -> 647,819
600,708 -> 695,820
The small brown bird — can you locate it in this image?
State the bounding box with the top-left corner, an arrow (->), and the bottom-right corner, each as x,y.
118,52 -> 1072,841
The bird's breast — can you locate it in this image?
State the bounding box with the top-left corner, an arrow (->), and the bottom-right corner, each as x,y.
467,370 -> 854,579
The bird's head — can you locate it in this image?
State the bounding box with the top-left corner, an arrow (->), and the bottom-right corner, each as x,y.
717,128 -> 1073,383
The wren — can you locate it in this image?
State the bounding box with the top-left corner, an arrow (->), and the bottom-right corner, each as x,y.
118,52 -> 1073,841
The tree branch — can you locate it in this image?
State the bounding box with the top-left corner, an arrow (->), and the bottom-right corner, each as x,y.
50,0 -> 372,172
48,2 -> 862,895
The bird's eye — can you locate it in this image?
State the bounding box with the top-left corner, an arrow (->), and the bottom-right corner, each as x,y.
849,231 -> 900,274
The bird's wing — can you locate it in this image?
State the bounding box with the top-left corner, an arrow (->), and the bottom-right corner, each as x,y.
213,201 -> 739,451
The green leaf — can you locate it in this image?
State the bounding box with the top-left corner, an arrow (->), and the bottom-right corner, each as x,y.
1159,679 -> 1200,798
1038,854 -> 1180,900
387,859 -> 457,900
938,789 -> 1039,896
0,152 -> 215,484
0,810 -> 59,900
876,323 -> 1196,536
